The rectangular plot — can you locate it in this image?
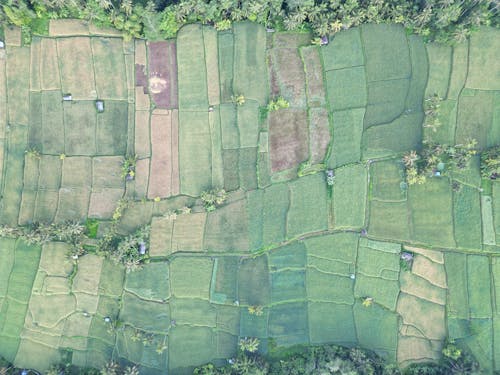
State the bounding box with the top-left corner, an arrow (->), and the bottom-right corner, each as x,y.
62,157 -> 92,188
49,19 -> 89,36
308,302 -> 356,344
397,293 -> 446,341
357,245 -> 400,280
322,28 -> 364,71
239,147 -> 258,191
333,164 -> 367,229
88,188 -> 123,219
247,189 -> 264,250
223,149 -> 239,191
233,22 -> 268,105
301,46 -> 326,107
125,262 -> 170,302
400,272 -> 446,306
354,274 -> 400,311
327,108 -> 364,168
263,183 -> 289,245
92,37 -> 127,99
34,190 -> 59,222
96,101 -> 129,156
409,179 -> 455,247
362,24 -> 411,82
0,58 -> 6,135
171,212 -> 206,252
448,43 -> 468,99
4,26 -> 21,46
444,252 -> 468,318
482,195 -> 496,245
271,46 -> 306,108
204,200 -> 249,252
170,298 -> 216,327
135,110 -> 150,158
57,37 -> 96,99
40,91 -> 64,154
92,156 -> 123,188
371,160 -> 405,201
305,233 -> 358,273
120,292 -> 170,331
406,35 -> 428,112
354,302 -> 398,361
308,107 -> 330,164
240,308 -> 268,338
38,155 -> 61,189
212,257 -> 238,303
177,25 -> 208,109
269,302 -> 309,346
19,189 -> 36,225
30,37 -> 41,91
218,31 -> 234,103
369,201 -> 410,241
362,112 -> 423,159
271,270 -> 306,303
466,28 -> 500,90
40,38 -> 60,90
148,41 -> 178,109
220,103 -> 239,149
269,242 -> 306,270
6,46 -> 30,125
0,126 -> 27,226
325,66 -> 367,111
149,216 -> 173,257
169,326 -> 215,371
28,91 -> 42,147
269,109 -> 308,172
238,255 -> 270,306
64,102 -> 96,155
179,111 -> 211,196
209,107 -> 224,188
365,79 -> 409,127
238,100 -> 259,147
425,44 -> 452,98
203,26 -> 220,105
468,255 -> 492,318
454,186 -> 482,249
55,188 -> 90,222
456,91 -> 495,149
148,111 -> 173,199
170,257 -> 213,299
287,173 -> 328,238
307,269 -> 354,303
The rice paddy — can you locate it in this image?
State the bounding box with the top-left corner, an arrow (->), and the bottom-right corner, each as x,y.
0,19 -> 499,374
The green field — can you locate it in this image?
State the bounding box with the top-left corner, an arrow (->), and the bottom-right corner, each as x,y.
0,21 -> 499,374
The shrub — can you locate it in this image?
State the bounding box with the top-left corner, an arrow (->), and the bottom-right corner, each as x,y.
200,188 -> 227,212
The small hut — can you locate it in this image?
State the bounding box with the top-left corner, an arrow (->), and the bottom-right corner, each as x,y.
63,93 -> 72,101
95,100 -> 104,113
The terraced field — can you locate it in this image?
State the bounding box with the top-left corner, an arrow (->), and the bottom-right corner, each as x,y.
0,20 -> 499,373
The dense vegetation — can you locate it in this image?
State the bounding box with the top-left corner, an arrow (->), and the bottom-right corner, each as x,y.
0,341 -> 480,375
0,0 -> 498,43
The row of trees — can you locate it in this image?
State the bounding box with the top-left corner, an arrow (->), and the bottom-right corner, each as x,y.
0,341 -> 480,375
1,0 -> 498,42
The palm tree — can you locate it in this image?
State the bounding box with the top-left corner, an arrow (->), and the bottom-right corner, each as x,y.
238,337 -> 260,353
403,150 -> 419,168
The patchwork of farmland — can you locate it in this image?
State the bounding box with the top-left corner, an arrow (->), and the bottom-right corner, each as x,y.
0,19 -> 500,374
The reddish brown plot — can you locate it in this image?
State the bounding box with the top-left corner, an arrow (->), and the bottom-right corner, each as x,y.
148,41 -> 178,109
269,109 -> 309,172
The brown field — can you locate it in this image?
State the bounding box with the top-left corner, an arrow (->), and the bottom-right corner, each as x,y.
148,41 -> 178,108
269,109 -> 308,172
